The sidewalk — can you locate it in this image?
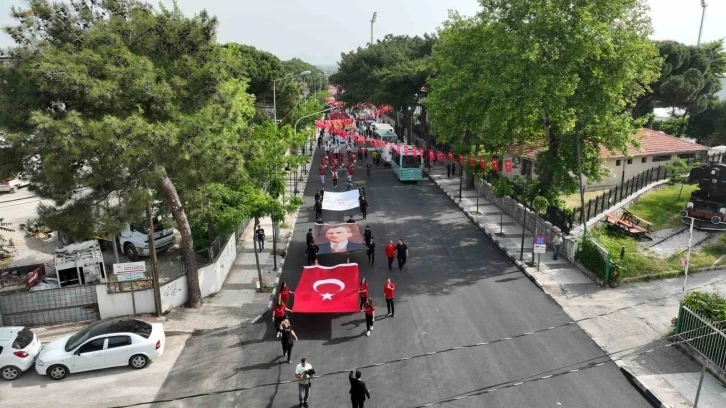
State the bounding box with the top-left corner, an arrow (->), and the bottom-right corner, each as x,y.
33,144 -> 315,340
426,165 -> 726,408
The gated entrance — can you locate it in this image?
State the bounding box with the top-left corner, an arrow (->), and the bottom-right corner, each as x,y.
0,285 -> 99,326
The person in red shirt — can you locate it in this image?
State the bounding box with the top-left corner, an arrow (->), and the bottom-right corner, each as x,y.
347,166 -> 354,183
272,298 -> 292,338
364,148 -> 369,160
279,281 -> 294,306
358,277 -> 369,311
364,298 -> 375,336
357,146 -> 363,161
383,278 -> 395,318
319,164 -> 326,184
384,241 -> 396,271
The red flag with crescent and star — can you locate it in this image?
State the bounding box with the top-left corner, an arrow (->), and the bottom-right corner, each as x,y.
293,264 -> 360,313
491,158 -> 500,171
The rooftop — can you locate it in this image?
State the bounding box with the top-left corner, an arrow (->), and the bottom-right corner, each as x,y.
507,128 -> 709,160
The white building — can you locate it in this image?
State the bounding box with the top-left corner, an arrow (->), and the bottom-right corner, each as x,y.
504,128 -> 710,191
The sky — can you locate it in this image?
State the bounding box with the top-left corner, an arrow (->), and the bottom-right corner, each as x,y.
0,0 -> 725,67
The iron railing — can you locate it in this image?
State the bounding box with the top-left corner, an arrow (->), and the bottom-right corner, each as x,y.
676,305 -> 726,376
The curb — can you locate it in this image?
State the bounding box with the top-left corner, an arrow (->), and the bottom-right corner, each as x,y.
615,361 -> 671,408
425,171 -> 546,292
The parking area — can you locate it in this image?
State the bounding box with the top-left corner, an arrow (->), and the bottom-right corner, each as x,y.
0,188 -> 186,292
0,332 -> 188,408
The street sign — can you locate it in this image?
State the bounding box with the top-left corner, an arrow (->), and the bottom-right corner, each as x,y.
679,258 -> 688,267
113,261 -> 146,282
534,234 -> 547,254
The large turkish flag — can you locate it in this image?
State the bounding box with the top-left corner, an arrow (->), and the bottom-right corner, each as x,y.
293,264 -> 360,313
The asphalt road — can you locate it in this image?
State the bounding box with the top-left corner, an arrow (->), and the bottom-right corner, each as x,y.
150,144 -> 651,408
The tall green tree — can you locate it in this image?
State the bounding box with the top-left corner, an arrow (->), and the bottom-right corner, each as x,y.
686,100 -> 726,146
427,0 -> 660,199
0,0 -> 256,308
331,34 -> 435,141
634,40 -> 726,130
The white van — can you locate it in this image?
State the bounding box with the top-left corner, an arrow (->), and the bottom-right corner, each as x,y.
58,218 -> 175,262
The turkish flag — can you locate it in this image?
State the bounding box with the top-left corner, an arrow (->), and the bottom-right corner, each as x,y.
429,150 -> 435,161
480,157 -> 487,170
447,152 -> 454,162
492,158 -> 500,171
469,156 -> 476,167
504,159 -> 512,173
293,264 -> 360,313
459,155 -> 465,166
438,152 -> 445,162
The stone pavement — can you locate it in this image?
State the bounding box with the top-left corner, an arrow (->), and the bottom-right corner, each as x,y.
426,164 -> 726,408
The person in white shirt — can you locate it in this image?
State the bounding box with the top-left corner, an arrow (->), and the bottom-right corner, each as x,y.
295,358 -> 314,407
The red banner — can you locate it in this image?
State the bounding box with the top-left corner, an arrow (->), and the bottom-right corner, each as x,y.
479,157 -> 487,170
293,264 -> 360,313
469,156 -> 476,167
491,158 -> 500,171
504,159 -> 512,173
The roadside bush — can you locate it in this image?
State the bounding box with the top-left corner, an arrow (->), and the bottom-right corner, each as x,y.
683,291 -> 726,327
576,236 -> 608,281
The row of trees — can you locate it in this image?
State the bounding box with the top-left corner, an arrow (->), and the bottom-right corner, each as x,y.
0,0 -> 326,307
331,0 -> 726,204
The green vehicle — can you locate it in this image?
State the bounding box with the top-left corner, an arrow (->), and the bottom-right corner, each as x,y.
391,145 -> 424,181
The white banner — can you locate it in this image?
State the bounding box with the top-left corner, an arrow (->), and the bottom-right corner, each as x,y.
322,190 -> 360,211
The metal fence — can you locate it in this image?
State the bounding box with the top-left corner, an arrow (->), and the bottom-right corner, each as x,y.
573,152 -> 724,226
676,305 -> 726,376
0,285 -> 99,326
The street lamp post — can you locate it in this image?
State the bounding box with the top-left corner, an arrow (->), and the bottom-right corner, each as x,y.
697,1 -> 708,46
273,70 -> 312,124
370,12 -> 377,46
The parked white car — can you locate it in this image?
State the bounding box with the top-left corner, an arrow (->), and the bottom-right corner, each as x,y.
35,319 -> 165,380
0,327 -> 42,381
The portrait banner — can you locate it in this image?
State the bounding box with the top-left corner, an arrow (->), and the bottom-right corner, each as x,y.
313,223 -> 366,255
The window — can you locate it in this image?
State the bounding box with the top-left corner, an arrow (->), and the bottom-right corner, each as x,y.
678,153 -> 695,160
12,327 -> 34,349
615,160 -> 621,166
106,336 -> 132,349
641,157 -> 647,163
77,338 -> 105,354
652,155 -> 671,162
627,159 -> 633,165
521,159 -> 533,176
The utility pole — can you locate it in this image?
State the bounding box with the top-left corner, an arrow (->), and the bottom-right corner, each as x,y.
697,1 -> 707,46
370,12 -> 377,46
576,121 -> 587,236
146,203 -> 162,316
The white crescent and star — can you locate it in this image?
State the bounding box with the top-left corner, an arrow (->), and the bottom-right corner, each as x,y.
312,278 -> 345,301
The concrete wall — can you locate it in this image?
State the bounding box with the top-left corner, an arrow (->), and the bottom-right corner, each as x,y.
95,233 -> 237,319
198,235 -> 237,298
95,285 -> 155,319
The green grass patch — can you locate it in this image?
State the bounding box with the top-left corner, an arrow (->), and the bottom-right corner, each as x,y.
591,228 -> 670,278
628,184 -> 698,230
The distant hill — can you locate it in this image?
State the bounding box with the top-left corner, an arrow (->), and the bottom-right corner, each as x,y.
317,64 -> 338,75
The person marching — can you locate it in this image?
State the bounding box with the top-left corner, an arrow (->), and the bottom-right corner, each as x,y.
280,319 -> 297,364
319,164 -> 326,184
357,146 -> 363,161
364,298 -> 375,337
279,281 -> 294,306
360,196 -> 369,219
363,226 -> 372,247
332,170 -> 338,189
396,239 -> 409,271
349,369 -> 371,408
347,215 -> 356,223
346,179 -> 354,191
364,147 -> 368,160
273,298 -> 293,338
385,240 -> 396,271
446,162 -> 451,178
305,241 -> 319,266
347,165 -> 354,183
366,237 -> 375,266
383,278 -> 395,317
366,161 -> 372,179
358,277 -> 368,311
314,189 -> 321,203
314,199 -> 323,220
371,150 -> 378,167
295,358 -> 314,408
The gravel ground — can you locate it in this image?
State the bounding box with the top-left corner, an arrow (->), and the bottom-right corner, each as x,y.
642,225 -> 719,257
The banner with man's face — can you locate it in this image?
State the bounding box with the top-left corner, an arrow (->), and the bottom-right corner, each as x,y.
313,223 -> 366,255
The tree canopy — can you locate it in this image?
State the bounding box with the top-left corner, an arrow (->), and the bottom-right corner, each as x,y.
0,0 -> 260,307
634,39 -> 726,129
426,0 -> 661,198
